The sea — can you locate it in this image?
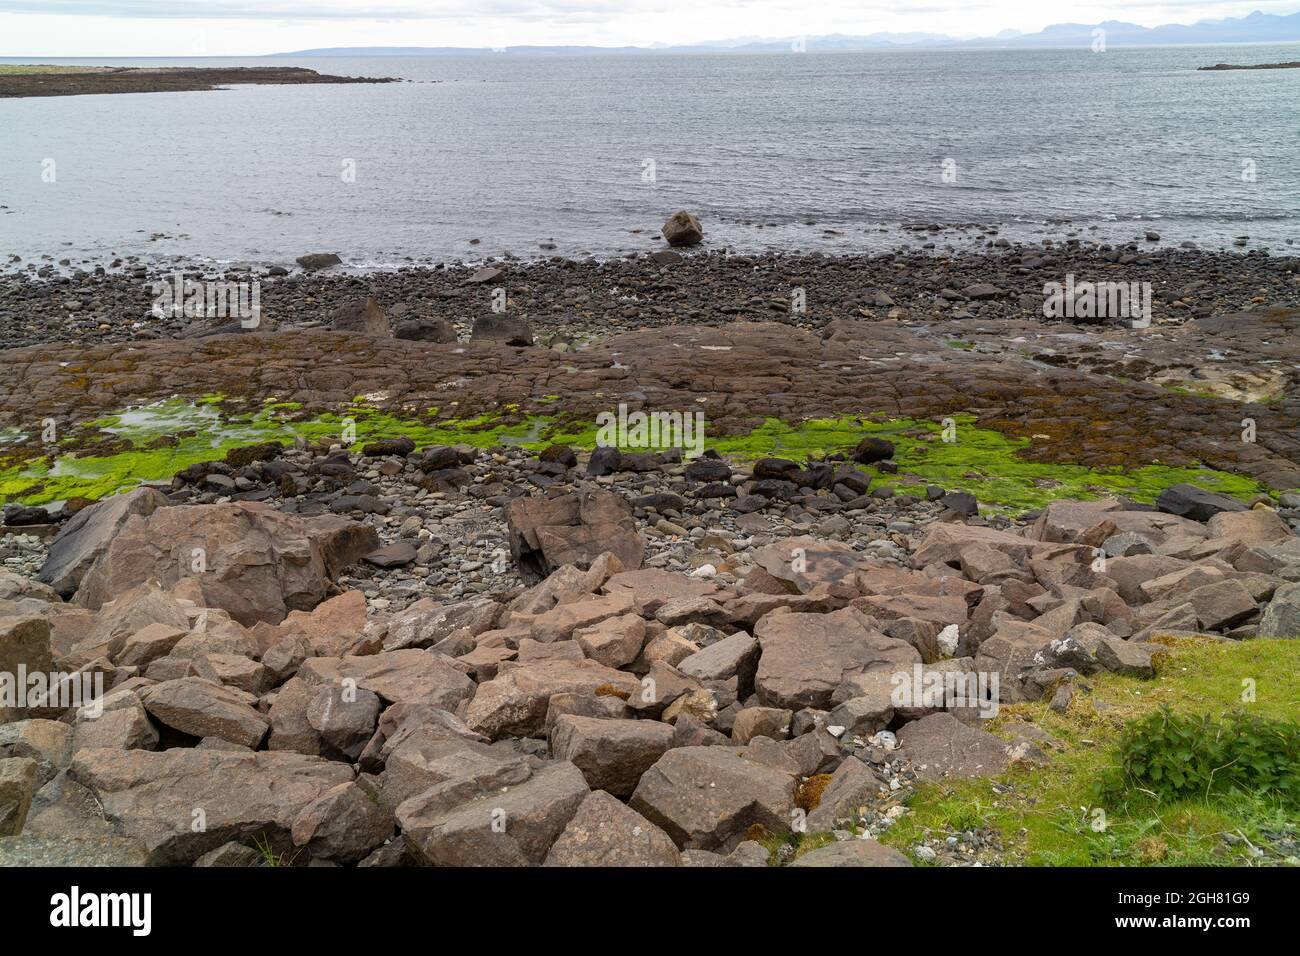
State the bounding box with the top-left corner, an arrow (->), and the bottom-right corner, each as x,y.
1,43 -> 1298,269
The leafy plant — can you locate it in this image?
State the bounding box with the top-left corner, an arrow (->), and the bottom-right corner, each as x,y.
1101,707 -> 1300,807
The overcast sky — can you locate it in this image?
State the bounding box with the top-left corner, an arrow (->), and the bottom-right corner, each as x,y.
2,1 -> 1298,56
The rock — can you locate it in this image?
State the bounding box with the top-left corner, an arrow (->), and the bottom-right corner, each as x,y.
788,839 -> 911,867
0,614 -> 55,714
470,314 -> 534,346
661,211 -> 703,247
0,720 -> 72,784
1184,579 -> 1257,631
36,488 -> 168,598
74,502 -> 378,625
291,782 -> 393,864
752,536 -> 861,594
0,758 -> 38,836
1156,484 -> 1247,522
393,317 -> 458,342
330,296 -> 390,336
805,756 -> 879,831
360,436 -> 415,457
574,613 -> 646,668
1095,637 -> 1159,678
897,712 -> 1010,781
1258,582 -> 1300,638
296,252 -> 341,271
543,789 -> 679,866
629,746 -> 796,851
110,622 -> 187,668
397,761 -> 588,866
464,266 -> 503,285
298,650 -> 475,710
73,695 -> 159,752
307,684 -> 382,759
730,707 -> 792,745
384,596 -> 501,651
677,632 -> 760,692
530,592 -> 638,644
549,715 -> 674,796
194,842 -> 263,867
363,542 -> 417,568
1207,509 -> 1293,543
754,607 -> 919,710
602,569 -> 722,615
68,748 -> 353,865
463,659 -> 640,738
507,491 -> 644,584
139,677 -> 270,748
852,437 -> 895,465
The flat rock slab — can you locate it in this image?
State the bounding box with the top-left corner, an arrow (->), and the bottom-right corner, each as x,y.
788,838 -> 911,867
464,658 -> 641,738
69,748 -> 353,865
897,712 -> 1011,781
297,650 -> 475,710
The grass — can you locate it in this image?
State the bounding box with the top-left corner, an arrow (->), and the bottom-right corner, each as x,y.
875,637 -> 1300,866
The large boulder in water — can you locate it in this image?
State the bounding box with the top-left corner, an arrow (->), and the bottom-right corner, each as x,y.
661,211 -> 703,247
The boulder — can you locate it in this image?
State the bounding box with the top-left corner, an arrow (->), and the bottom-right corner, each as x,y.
752,536 -> 861,594
549,715 -> 674,796
470,314 -> 534,346
36,488 -> 167,598
330,296 -> 390,336
74,502 -> 378,625
0,758 -> 38,836
139,678 -> 269,748
1156,484 -> 1247,522
1258,582 -> 1300,638
463,659 -> 640,738
291,782 -> 393,864
297,650 -> 475,710
661,211 -> 703,247
394,317 -> 458,342
397,761 -> 588,866
383,597 -> 501,651
507,491 -> 644,584
754,607 -> 919,710
0,612 -> 54,722
575,613 -> 646,668
805,756 -> 880,831
543,789 -> 679,866
295,252 -> 341,271
68,748 -> 353,865
629,746 -> 796,851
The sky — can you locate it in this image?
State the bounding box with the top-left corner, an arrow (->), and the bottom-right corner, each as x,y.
1,0 -> 1298,56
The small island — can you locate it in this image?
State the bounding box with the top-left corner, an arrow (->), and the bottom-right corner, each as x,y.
1198,61 -> 1300,71
0,64 -> 400,98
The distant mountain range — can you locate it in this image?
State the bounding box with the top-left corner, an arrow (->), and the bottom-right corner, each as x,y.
281,10 -> 1300,56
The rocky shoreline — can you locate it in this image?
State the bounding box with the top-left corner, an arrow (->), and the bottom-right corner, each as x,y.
1,229 -> 1298,867
1,429 -> 1298,866
0,66 -> 400,99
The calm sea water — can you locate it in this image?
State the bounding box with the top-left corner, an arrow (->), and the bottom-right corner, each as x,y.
1,44 -> 1298,268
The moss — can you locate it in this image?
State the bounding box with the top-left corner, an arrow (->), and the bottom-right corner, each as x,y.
0,404 -> 1270,514
879,637 -> 1300,866
796,774 -> 834,812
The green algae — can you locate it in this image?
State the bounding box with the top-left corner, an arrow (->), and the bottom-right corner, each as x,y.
0,402 -> 1273,513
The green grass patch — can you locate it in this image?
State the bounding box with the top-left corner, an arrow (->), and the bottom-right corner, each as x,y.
879,638 -> 1300,866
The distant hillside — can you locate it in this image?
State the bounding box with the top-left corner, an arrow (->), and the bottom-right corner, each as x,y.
280,10 -> 1300,56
